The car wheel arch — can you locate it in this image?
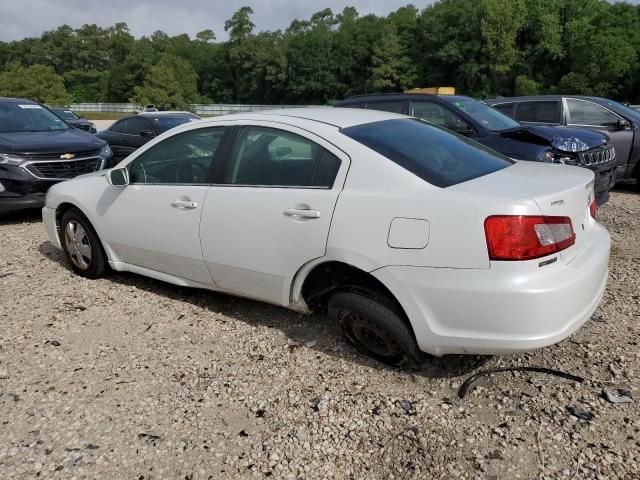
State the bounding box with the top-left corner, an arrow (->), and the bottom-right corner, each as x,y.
294,260 -> 417,342
55,202 -> 111,262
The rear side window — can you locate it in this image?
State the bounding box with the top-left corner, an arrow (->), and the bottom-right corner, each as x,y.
342,118 -> 513,188
366,101 -> 407,114
515,101 -> 562,123
224,126 -> 340,188
492,103 -> 515,118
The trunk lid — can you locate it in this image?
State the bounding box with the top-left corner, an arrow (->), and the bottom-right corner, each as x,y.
452,161 -> 595,263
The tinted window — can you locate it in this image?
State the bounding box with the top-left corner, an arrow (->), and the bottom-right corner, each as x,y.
492,103 -> 515,118
146,115 -> 195,132
448,97 -> 519,131
123,117 -> 152,135
410,101 -> 474,134
0,102 -> 69,133
567,99 -> 620,126
128,128 -> 224,184
225,127 -> 338,187
366,101 -> 406,114
342,118 -> 512,188
53,109 -> 79,120
110,119 -> 126,133
515,101 -> 562,123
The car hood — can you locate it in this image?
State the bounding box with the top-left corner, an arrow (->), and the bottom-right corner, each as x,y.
500,125 -> 608,152
0,129 -> 105,154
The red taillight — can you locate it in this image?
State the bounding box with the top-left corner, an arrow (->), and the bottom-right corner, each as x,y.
485,215 -> 575,261
589,199 -> 597,219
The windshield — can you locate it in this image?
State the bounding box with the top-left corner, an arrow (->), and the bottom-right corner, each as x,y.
54,109 -> 80,120
0,103 -> 69,133
148,116 -> 194,132
449,98 -> 520,131
342,118 -> 513,188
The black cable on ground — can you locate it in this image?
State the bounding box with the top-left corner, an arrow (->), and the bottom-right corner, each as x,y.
458,366 -> 585,399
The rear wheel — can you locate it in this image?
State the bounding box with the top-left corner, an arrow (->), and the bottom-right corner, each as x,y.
328,290 -> 421,369
60,208 -> 107,279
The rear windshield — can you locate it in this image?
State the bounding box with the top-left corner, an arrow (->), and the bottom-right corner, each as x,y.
148,116 -> 194,132
342,118 -> 513,188
54,109 -> 79,120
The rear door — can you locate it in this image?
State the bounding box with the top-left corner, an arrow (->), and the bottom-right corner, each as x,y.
199,122 -> 348,305
565,98 -> 634,165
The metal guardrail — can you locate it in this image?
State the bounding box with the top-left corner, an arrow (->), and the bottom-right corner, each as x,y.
69,103 -> 322,115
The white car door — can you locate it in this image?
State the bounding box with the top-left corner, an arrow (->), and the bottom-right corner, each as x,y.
200,123 -> 349,305
99,126 -> 227,285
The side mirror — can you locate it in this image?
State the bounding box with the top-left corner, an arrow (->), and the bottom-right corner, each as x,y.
140,130 -> 156,138
618,119 -> 632,130
274,146 -> 292,160
107,167 -> 129,186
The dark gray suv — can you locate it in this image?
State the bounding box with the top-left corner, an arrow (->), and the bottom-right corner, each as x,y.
486,96 -> 640,185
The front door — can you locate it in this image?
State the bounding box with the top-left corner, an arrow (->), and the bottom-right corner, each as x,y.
99,126 -> 226,285
199,123 -> 348,305
566,98 -> 634,171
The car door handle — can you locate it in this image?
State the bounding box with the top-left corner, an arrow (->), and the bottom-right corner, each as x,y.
171,200 -> 198,209
283,208 -> 321,219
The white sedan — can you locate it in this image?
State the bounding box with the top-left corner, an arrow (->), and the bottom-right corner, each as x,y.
42,108 -> 610,367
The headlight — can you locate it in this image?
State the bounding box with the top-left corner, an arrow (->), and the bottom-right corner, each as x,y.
0,152 -> 26,166
550,136 -> 590,153
99,144 -> 112,158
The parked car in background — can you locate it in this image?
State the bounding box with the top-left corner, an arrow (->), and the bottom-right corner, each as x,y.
143,104 -> 158,112
96,111 -> 200,166
335,94 -> 617,204
50,107 -> 97,133
0,97 -> 112,214
43,108 -> 609,366
486,96 -> 640,185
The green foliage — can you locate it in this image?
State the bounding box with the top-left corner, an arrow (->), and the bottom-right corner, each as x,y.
0,62 -> 71,104
1,2 -> 640,104
130,54 -> 199,109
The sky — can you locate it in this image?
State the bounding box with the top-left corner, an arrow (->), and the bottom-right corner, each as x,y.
0,0 -> 433,42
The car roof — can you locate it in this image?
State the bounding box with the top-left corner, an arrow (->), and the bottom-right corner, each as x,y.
138,111 -> 196,116
336,93 -> 474,104
208,107 -> 407,128
486,95 -> 615,104
0,97 -> 39,105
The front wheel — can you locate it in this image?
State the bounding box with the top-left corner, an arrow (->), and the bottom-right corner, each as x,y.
60,208 -> 107,279
328,291 -> 421,369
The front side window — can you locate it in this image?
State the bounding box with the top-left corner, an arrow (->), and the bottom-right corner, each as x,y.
342,118 -> 513,188
123,117 -> 152,135
128,128 -> 224,184
567,99 -> 621,126
0,102 -> 69,133
224,126 -> 340,188
515,101 -> 562,124
410,101 -> 474,135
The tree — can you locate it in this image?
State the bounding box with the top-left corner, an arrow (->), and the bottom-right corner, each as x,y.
0,62 -> 71,104
130,54 -> 199,109
369,22 -> 416,92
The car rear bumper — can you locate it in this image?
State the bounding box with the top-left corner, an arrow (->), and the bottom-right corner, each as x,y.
373,223 -> 610,356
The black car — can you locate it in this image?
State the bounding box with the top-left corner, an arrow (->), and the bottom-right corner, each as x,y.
0,98 -> 112,214
96,112 -> 200,166
335,94 -> 616,204
50,107 -> 97,134
485,95 -> 640,184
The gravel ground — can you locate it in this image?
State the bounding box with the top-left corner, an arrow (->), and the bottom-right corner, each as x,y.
0,187 -> 639,479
